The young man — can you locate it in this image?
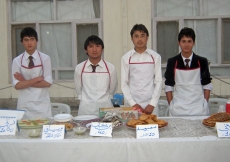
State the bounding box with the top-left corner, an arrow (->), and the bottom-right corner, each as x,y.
74,35 -> 118,116
164,27 -> 212,116
121,24 -> 162,115
12,27 -> 53,118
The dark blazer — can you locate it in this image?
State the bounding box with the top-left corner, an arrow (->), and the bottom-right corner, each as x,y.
164,53 -> 212,86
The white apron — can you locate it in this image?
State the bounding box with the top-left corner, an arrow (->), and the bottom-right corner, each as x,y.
78,60 -> 113,116
17,52 -> 52,118
169,60 -> 209,116
129,55 -> 158,115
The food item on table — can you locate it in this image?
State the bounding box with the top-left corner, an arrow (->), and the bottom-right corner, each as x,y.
18,119 -> 49,128
202,112 -> 230,127
127,114 -> 168,128
101,112 -> 123,128
54,122 -> 75,131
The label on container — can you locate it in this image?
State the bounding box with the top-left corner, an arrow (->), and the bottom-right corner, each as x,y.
216,122 -> 230,137
136,124 -> 159,139
42,125 -> 65,140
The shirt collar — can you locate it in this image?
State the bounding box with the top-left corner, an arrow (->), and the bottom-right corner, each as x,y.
86,59 -> 103,67
25,50 -> 38,60
130,48 -> 149,56
181,52 -> 193,62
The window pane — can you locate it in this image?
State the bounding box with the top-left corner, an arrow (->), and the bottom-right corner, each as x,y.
52,70 -> 55,80
93,0 -> 100,18
11,24 -> 35,59
157,21 -> 179,64
58,70 -> 74,80
203,0 -> 230,16
154,0 -> 199,17
57,0 -> 96,20
210,67 -> 230,76
184,20 -> 217,64
40,23 -> 72,67
11,0 -> 53,22
77,24 -> 98,63
222,19 -> 230,63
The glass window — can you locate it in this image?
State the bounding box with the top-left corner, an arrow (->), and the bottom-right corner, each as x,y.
77,24 -> 98,63
154,0 -> 199,17
184,19 -> 217,64
11,0 -> 53,22
202,0 -> 230,16
59,71 -> 74,80
152,0 -> 230,76
57,0 -> 98,20
40,23 -> 72,67
222,19 -> 230,64
157,21 -> 178,64
9,0 -> 102,81
11,24 -> 36,59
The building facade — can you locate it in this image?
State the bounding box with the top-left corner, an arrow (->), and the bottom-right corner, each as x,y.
0,0 -> 230,108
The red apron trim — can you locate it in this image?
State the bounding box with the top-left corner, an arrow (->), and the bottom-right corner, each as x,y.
21,52 -> 44,72
81,60 -> 111,88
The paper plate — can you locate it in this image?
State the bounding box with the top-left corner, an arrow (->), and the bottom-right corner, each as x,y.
54,114 -> 73,122
73,115 -> 98,121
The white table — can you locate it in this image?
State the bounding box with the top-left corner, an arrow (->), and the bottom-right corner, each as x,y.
1,117 -> 230,162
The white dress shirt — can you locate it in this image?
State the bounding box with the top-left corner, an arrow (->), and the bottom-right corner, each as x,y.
165,53 -> 212,92
121,49 -> 162,107
74,59 -> 118,100
12,50 -> 53,86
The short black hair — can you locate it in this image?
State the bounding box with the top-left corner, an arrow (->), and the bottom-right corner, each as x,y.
84,35 -> 104,50
178,27 -> 196,42
20,27 -> 38,42
130,24 -> 149,37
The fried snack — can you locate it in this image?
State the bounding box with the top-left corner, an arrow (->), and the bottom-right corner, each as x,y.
139,114 -> 149,121
203,112 -> 230,127
145,119 -> 155,124
126,114 -> 168,128
149,114 -> 157,121
155,119 -> 168,127
55,122 -> 74,130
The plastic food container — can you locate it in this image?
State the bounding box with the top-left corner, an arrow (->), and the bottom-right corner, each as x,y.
73,127 -> 86,135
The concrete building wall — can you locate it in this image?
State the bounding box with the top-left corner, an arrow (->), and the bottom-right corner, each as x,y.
0,0 -> 229,109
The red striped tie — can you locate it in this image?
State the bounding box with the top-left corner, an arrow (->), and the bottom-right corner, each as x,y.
28,56 -> 34,68
91,64 -> 98,72
185,59 -> 190,69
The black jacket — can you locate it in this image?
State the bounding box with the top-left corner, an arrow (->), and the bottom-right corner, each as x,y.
164,53 -> 212,86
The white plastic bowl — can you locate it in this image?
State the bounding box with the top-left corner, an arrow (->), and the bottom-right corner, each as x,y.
73,127 -> 86,135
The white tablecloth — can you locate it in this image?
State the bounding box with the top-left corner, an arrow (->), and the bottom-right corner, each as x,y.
1,117 -> 230,162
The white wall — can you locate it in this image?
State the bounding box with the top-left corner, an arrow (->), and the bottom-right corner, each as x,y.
0,0 -> 13,99
103,0 -> 152,93
0,0 -> 229,100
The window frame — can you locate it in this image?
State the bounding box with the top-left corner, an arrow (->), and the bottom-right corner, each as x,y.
8,0 -> 103,82
151,0 -> 230,69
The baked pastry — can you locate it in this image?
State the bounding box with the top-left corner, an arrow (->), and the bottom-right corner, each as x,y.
203,112 -> 230,127
126,113 -> 168,128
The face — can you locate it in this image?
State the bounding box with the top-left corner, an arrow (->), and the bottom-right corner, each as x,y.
86,43 -> 103,60
131,30 -> 148,49
21,36 -> 37,54
178,36 -> 195,55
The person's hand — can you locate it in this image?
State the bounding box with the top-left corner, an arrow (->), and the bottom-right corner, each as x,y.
132,104 -> 144,113
36,76 -> 44,82
144,105 -> 154,114
14,72 -> 25,81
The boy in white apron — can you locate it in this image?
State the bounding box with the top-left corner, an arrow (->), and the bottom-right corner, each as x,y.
121,24 -> 162,115
165,27 -> 212,116
74,35 -> 118,116
12,27 -> 53,118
